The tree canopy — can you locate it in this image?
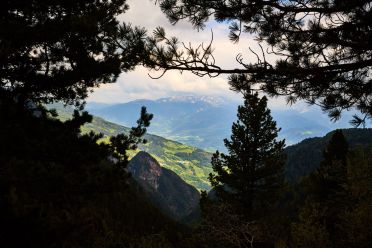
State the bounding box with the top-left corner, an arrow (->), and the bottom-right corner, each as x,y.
1,0 -> 147,105
209,91 -> 285,219
146,0 -> 372,124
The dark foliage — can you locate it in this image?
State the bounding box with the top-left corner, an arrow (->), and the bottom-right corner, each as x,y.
0,94 -> 193,248
1,0 -> 147,105
147,1 -> 372,124
197,92 -> 286,247
291,131 -> 372,248
284,128 -> 372,181
209,92 -> 286,219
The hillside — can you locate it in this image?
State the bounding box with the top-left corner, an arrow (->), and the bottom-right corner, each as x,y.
128,152 -> 200,221
87,96 -> 362,151
53,104 -> 213,191
0,99 -> 191,248
54,104 -> 372,190
285,128 -> 372,181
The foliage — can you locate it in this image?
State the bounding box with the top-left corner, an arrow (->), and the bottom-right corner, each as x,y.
147,1 -> 372,124
291,132 -> 372,248
194,201 -> 263,248
1,0 -> 146,105
109,106 -> 153,167
209,92 -> 286,219
54,104 -> 213,191
285,128 -> 372,181
0,94 -> 194,248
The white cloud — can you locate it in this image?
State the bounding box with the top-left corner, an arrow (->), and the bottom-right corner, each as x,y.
88,0 -> 289,108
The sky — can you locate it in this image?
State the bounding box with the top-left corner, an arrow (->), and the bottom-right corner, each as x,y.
87,0 -> 291,107
85,0 -> 365,123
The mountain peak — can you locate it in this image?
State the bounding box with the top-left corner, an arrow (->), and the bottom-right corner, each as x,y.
128,151 -> 162,190
156,95 -> 226,106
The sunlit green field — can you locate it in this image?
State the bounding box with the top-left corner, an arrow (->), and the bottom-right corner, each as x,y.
55,107 -> 213,191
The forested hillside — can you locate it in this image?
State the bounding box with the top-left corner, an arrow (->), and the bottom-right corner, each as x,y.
57,104 -> 372,189
128,152 -> 200,221
87,96 -> 361,152
285,128 -> 372,181
54,104 -> 212,191
0,96 -> 192,248
2,0 -> 371,247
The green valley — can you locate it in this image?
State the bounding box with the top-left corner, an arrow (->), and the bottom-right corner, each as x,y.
55,106 -> 213,191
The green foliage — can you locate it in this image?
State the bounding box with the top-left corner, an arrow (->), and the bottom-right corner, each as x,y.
209,92 -> 286,219
109,106 -> 153,166
195,92 -> 287,247
54,105 -> 213,191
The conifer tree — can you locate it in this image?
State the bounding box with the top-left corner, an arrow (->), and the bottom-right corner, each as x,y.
1,0 -> 147,105
309,130 -> 349,202
292,130 -> 350,247
209,91 -> 286,219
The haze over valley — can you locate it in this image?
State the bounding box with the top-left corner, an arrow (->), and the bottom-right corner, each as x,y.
86,95 -> 362,151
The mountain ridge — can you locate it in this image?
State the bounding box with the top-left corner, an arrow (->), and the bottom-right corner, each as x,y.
51,103 -> 213,191
285,128 -> 372,181
128,151 -> 200,221
87,95 -> 362,151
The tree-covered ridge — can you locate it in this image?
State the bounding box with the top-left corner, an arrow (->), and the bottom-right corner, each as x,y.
54,105 -> 213,191
2,1 -> 371,246
285,128 -> 372,182
56,104 -> 372,190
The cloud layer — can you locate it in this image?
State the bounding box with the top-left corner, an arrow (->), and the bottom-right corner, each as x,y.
88,0 -> 270,104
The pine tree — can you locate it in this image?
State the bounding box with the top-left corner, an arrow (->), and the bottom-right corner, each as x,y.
309,130 -> 349,202
1,0 -> 147,105
292,130 -> 350,247
209,92 -> 286,219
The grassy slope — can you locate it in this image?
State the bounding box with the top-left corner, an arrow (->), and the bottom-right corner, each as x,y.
57,109 -> 212,191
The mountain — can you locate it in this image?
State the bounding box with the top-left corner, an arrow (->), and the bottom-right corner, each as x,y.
87,96 -> 234,152
87,96 -> 361,151
53,103 -> 372,190
51,104 -> 213,191
128,151 -> 200,221
285,128 -> 372,182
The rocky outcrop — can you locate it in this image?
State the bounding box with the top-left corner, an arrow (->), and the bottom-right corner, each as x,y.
128,151 -> 200,221
128,152 -> 162,191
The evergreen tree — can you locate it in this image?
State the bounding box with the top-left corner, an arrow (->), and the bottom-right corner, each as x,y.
340,147 -> 372,248
292,130 -> 350,248
209,92 -> 286,219
1,0 -> 147,105
308,130 -> 349,202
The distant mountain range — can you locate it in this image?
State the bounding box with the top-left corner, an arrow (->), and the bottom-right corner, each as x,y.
53,101 -> 372,192
52,104 -> 372,221
86,96 -> 362,152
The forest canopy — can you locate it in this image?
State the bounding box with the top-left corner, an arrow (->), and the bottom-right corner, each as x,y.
0,0 -> 147,105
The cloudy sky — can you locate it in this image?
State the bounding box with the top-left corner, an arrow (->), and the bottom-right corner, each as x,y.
88,0 -> 293,106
